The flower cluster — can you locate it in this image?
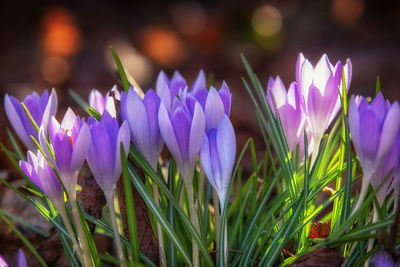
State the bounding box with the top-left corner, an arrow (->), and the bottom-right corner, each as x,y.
267,53 -> 352,158
5,71 -> 236,267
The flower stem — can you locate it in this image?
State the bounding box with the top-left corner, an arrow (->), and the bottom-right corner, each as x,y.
185,181 -> 199,267
212,188 -> 221,256
105,191 -> 126,267
58,206 -> 84,265
220,200 -> 228,267
69,193 -> 93,267
152,182 -> 167,267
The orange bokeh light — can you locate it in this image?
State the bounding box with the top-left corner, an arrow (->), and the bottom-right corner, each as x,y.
42,7 -> 81,56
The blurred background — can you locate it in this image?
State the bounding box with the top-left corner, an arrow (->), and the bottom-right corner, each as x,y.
0,0 -> 400,262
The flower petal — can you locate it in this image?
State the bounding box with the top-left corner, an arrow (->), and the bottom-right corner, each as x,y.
205,87 -> 225,131
189,102 -> 205,166
190,69 -> 206,93
71,122 -> 90,171
377,101 -> 400,161
216,115 -> 236,195
113,120 -> 131,182
41,89 -> 58,136
158,103 -> 182,164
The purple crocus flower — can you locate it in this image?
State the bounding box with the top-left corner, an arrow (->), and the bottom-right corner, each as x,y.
86,111 -> 130,196
121,88 -> 163,169
19,150 -> 64,209
296,53 -> 351,147
266,76 -> 305,151
200,115 -> 236,206
158,96 -> 205,180
348,93 -> 400,211
40,108 -> 90,196
4,89 -> 57,150
88,87 -> 116,117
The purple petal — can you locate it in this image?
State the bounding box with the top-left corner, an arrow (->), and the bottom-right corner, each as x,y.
279,105 -> 302,151
89,89 -> 106,114
158,103 -> 182,164
20,154 -> 42,192
190,70 -> 206,93
371,92 -> 386,125
219,81 -> 232,116
299,59 -> 314,101
377,101 -> 400,161
156,70 -> 169,95
60,108 -> 77,131
171,107 -> 192,163
348,96 -> 362,160
41,89 -> 58,136
205,87 -> 225,132
70,123 -> 90,172
101,111 -> 119,155
188,102 -> 205,166
307,84 -> 329,135
269,76 -> 287,107
170,71 -> 186,98
53,132 -> 73,172
209,129 -> 222,192
4,94 -> 33,149
113,120 -> 131,183
120,91 -> 128,122
87,122 -> 113,190
127,89 -> 150,156
313,54 -> 332,90
359,108 -> 380,164
296,52 -> 305,83
192,88 -> 208,110
216,115 -> 236,194
17,249 -> 27,267
200,134 -> 214,187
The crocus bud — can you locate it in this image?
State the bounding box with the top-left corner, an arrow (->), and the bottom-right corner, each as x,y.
4,89 -> 57,150
20,150 -> 64,210
121,88 -> 163,169
86,111 -> 130,196
348,93 -> 400,210
296,53 -> 351,145
267,76 -> 305,151
200,115 -> 236,206
40,108 -> 91,196
158,97 -> 205,181
88,87 -> 116,117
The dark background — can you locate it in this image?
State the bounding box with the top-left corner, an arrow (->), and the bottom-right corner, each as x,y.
0,0 -> 400,261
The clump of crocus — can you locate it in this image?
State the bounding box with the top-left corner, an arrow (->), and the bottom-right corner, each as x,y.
86,111 -> 130,267
121,88 -> 163,169
88,87 -> 117,117
348,93 -> 400,213
19,150 -> 64,211
296,53 -> 352,159
4,89 -> 57,150
266,76 -> 305,152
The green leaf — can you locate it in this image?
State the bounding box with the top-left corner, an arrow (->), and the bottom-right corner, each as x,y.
127,164 -> 193,267
375,76 -> 381,95
0,209 -> 48,267
121,144 -> 140,263
109,46 -> 130,92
